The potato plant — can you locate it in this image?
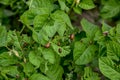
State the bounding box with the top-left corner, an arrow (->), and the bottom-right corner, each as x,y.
0,0 -> 120,80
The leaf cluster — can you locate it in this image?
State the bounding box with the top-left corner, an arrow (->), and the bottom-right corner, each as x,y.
0,0 -> 120,80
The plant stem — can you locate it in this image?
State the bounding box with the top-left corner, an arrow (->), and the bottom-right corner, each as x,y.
5,46 -> 12,51
20,25 -> 25,34
26,25 -> 34,32
71,0 -> 76,8
68,0 -> 76,14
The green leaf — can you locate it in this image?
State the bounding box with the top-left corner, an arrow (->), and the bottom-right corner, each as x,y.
1,66 -> 19,77
51,10 -> 73,29
29,73 -> 50,80
73,41 -> 87,61
58,0 -> 66,10
102,22 -> 111,32
82,67 -> 100,80
32,31 -> 42,43
7,31 -> 22,50
41,48 -> 55,64
29,51 -> 43,68
0,52 -> 18,66
42,21 -> 59,38
80,38 -> 91,45
75,44 -> 98,65
39,31 -> 49,45
81,19 -> 98,39
116,23 -> 120,43
101,0 -> 108,5
40,64 -> 64,80
66,0 -> 73,4
79,0 -> 95,10
0,26 -> 7,47
101,0 -> 120,19
116,23 -> 120,35
73,6 -> 82,14
21,62 -> 35,77
0,9 -> 14,18
20,9 -> 36,25
46,65 -> 63,80
107,41 -> 120,61
20,8 -> 50,25
33,14 -> 49,29
33,21 -> 60,45
57,21 -> 66,36
94,29 -> 103,41
29,0 -> 54,12
32,30 -> 49,45
99,57 -> 120,80
0,0 -> 10,5
22,34 -> 32,44
51,43 -> 71,57
58,0 -> 69,12
109,27 -> 116,37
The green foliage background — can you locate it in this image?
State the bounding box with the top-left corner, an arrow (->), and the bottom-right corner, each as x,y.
0,0 -> 120,80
